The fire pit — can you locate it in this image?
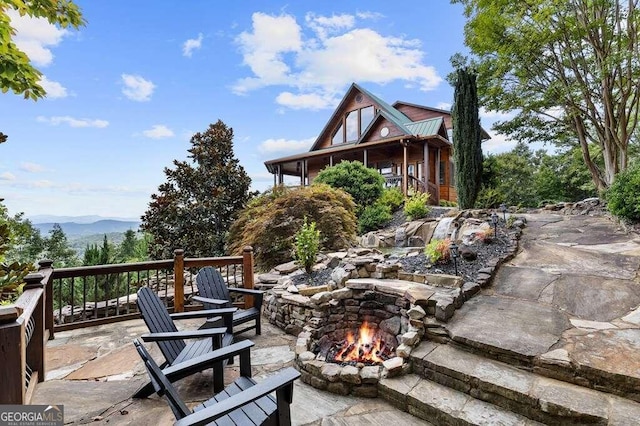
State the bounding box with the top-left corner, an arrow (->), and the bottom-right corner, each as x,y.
320,321 -> 396,365
294,281 -> 428,397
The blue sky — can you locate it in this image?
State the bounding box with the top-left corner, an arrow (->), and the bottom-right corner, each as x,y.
0,0 -> 514,220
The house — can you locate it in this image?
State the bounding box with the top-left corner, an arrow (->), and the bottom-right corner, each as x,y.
264,83 -> 490,204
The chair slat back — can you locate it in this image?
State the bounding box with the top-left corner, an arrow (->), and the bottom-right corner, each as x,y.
196,267 -> 232,309
137,287 -> 185,364
133,339 -> 191,420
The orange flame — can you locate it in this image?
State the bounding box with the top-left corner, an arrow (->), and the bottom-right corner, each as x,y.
334,321 -> 387,363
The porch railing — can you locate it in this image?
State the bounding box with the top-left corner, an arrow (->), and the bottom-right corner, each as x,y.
1,248 -> 255,404
0,268 -> 53,404
50,246 -> 255,332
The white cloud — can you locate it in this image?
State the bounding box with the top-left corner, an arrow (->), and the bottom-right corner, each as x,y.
37,116 -> 109,128
142,125 -> 175,139
436,102 -> 452,111
355,11 -> 384,20
31,180 -> 54,188
7,9 -> 70,66
0,172 -> 16,181
183,33 -> 203,57
275,92 -> 340,110
121,74 -> 155,102
482,131 -> 516,154
233,12 -> 442,109
39,75 -> 68,98
20,162 -> 45,173
259,137 -> 315,153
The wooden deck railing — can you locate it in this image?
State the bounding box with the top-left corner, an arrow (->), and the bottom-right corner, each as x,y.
50,247 -> 255,332
0,248 -> 255,404
0,266 -> 53,404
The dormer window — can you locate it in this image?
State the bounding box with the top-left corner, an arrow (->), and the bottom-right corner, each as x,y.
331,105 -> 376,145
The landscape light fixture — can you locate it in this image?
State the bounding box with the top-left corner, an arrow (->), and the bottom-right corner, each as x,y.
491,212 -> 499,237
450,241 -> 459,276
499,204 -> 507,221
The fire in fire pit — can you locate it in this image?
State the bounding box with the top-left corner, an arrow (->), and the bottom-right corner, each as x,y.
327,322 -> 395,365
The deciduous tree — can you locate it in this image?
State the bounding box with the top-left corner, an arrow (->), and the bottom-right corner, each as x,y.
141,120 -> 253,259
0,0 -> 84,99
455,0 -> 640,191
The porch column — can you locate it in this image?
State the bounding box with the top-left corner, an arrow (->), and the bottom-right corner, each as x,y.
435,148 -> 441,202
303,160 -> 308,186
402,139 -> 408,196
329,155 -> 334,167
363,149 -> 368,167
423,143 -> 430,194
273,170 -> 277,187
277,165 -> 284,185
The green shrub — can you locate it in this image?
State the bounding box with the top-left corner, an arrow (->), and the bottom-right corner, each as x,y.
439,200 -> 458,207
506,215 -> 516,228
378,187 -> 405,211
294,218 -> 320,274
358,203 -> 392,234
404,192 -> 431,220
425,238 -> 451,263
475,187 -> 506,209
227,184 -> 357,270
314,161 -> 385,210
607,163 -> 640,221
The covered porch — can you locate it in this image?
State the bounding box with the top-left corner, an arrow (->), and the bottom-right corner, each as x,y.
264,136 -> 455,205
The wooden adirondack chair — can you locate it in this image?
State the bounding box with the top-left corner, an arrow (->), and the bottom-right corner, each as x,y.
134,287 -> 236,398
133,339 -> 300,426
195,266 -> 265,336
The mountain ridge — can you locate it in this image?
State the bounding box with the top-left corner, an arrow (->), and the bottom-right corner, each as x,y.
34,220 -> 141,237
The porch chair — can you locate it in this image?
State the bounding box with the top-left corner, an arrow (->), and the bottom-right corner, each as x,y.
195,266 -> 265,336
133,339 -> 300,426
133,286 -> 236,398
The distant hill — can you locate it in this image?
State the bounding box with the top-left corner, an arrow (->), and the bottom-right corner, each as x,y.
34,220 -> 141,237
29,214 -> 139,224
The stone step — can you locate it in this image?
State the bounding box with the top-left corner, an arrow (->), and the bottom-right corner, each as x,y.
410,342 -> 640,425
379,373 -> 543,425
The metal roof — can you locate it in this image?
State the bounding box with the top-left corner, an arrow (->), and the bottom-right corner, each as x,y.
405,117 -> 445,137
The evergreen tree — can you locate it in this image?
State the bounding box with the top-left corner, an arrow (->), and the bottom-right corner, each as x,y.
99,235 -> 111,264
83,243 -> 101,266
43,224 -> 78,268
141,120 -> 253,259
117,230 -> 138,261
452,67 -> 483,209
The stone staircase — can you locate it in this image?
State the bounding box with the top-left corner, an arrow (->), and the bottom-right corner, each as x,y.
378,341 -> 640,425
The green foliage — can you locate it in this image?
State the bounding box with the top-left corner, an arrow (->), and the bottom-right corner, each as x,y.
358,203 -> 392,234
294,218 -> 320,274
141,120 -> 253,259
454,0 -> 640,190
0,1 -> 85,100
228,184 -> 357,271
404,193 -> 431,220
439,200 -> 458,207
607,163 -> 640,221
477,143 -> 596,208
0,203 -> 34,304
506,215 -> 516,228
378,187 -> 404,211
314,161 -> 385,211
425,238 -> 451,264
452,66 -> 483,209
43,224 -> 79,268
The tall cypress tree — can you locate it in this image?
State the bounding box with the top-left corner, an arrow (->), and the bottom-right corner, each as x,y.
452,67 -> 483,209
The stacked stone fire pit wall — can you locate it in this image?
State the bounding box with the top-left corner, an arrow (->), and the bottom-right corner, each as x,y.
290,279 -> 433,397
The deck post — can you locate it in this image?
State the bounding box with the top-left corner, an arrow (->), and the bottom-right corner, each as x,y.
423,144 -> 430,197
242,246 -> 255,309
329,155 -> 333,167
435,148 -> 441,203
363,149 -> 368,167
38,259 -> 54,340
173,249 -> 185,312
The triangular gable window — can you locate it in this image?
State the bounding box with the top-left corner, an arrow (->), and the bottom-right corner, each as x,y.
332,105 -> 377,145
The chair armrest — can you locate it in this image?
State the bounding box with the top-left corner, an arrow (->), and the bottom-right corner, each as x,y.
141,327 -> 227,342
170,307 -> 237,320
162,340 -> 254,377
192,295 -> 228,305
175,367 -> 301,426
227,288 -> 265,296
